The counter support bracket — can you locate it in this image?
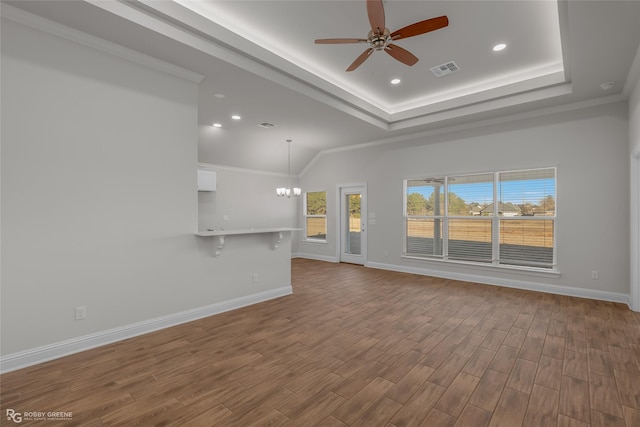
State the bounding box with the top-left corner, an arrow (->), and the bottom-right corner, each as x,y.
273,232 -> 284,250
195,228 -> 300,257
216,235 -> 225,257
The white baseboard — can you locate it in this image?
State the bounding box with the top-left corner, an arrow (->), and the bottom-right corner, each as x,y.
367,261 -> 630,306
292,252 -> 339,263
0,286 -> 292,374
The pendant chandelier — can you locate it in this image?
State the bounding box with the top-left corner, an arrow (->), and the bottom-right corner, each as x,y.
277,139 -> 301,197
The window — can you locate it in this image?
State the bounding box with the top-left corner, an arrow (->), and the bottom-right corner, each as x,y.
404,168 -> 556,270
304,191 -> 327,241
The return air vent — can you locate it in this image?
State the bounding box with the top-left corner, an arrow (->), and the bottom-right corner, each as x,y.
430,61 -> 460,77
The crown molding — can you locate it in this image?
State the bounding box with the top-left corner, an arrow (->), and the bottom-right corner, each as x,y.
91,0 -> 573,131
90,0 -> 390,130
198,162 -> 290,178
0,3 -> 204,84
300,91 -> 626,177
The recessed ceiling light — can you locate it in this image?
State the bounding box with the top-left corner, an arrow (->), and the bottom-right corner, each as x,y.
493,43 -> 507,52
231,115 -> 241,120
258,122 -> 276,128
212,123 -> 222,128
213,93 -> 225,98
390,78 -> 401,85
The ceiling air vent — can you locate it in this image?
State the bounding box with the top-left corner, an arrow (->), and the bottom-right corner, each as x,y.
430,61 -> 460,77
258,122 -> 275,128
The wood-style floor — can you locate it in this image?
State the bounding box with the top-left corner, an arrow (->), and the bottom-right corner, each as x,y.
2,258 -> 640,426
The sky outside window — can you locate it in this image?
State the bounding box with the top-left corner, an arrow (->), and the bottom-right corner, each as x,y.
408,178 -> 555,205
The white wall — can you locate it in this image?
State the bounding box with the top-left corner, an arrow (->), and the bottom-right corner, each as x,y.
0,16 -> 294,369
631,59 -> 640,156
198,164 -> 298,232
633,87 -> 640,156
629,55 -> 640,311
299,102 -> 630,301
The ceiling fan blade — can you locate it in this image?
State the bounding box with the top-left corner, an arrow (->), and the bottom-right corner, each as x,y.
315,38 -> 368,44
366,0 -> 385,34
346,48 -> 374,72
390,16 -> 449,40
385,44 -> 419,66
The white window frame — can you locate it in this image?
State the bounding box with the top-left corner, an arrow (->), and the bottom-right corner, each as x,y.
403,167 -> 557,272
304,190 -> 327,243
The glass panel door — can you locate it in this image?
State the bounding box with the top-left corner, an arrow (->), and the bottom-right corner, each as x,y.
346,193 -> 361,255
340,186 -> 366,265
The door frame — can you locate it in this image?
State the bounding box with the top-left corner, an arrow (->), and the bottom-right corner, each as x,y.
336,183 -> 367,265
631,148 -> 640,312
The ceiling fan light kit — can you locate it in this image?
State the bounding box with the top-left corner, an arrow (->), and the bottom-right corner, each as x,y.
315,0 -> 449,72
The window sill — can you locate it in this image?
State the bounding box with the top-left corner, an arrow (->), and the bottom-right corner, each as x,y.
302,239 -> 327,245
402,255 -> 561,279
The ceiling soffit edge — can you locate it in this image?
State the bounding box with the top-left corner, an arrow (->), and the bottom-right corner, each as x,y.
390,83 -> 574,131
93,0 -> 570,131
1,3 -> 204,83
108,0 -> 391,128
389,65 -> 566,117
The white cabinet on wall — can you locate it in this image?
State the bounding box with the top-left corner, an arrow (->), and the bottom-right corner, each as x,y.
197,169 -> 216,192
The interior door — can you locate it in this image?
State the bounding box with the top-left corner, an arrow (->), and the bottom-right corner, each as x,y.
339,186 -> 366,265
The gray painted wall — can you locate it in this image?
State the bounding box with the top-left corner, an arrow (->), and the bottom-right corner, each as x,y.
298,102 -> 630,297
198,165 -> 298,232
631,70 -> 640,156
1,19 -> 293,359
629,66 -> 640,310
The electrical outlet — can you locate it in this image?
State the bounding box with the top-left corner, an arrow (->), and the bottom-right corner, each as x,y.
75,306 -> 86,320
591,271 -> 599,280
252,273 -> 259,283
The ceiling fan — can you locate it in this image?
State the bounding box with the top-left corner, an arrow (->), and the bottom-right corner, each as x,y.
315,0 -> 448,72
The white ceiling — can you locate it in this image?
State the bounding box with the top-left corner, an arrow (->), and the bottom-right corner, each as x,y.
181,0 -> 565,116
5,0 -> 640,174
